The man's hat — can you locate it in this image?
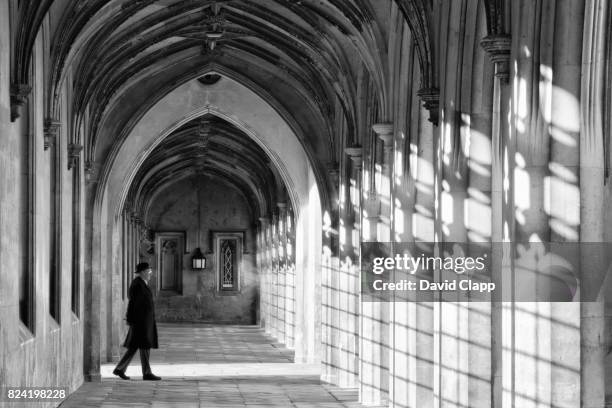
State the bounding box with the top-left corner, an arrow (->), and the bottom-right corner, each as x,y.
136,262 -> 150,273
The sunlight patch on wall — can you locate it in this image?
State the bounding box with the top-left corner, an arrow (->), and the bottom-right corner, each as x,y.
395,150 -> 403,184
514,152 -> 530,225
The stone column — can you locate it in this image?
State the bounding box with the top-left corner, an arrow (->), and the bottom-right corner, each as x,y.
507,2 -> 583,406
579,1 -> 606,406
359,124 -> 394,406
277,202 -> 287,344
10,83 -> 31,122
67,144 -> 83,171
122,212 -> 128,299
285,208 -> 296,348
372,123 -> 394,242
255,220 -> 263,326
83,183 -> 101,381
344,146 -> 362,388
482,32 -> 512,408
43,118 -> 60,151
258,217 -> 270,331
345,146 -> 363,237
322,161 -> 343,384
271,211 -> 280,340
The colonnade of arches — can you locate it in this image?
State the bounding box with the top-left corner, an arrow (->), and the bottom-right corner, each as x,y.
1,1 -> 612,407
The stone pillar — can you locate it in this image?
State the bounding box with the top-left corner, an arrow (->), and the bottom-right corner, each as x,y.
406,104 -> 436,407
67,144 -> 83,171
345,146 -> 363,236
322,161 -> 342,384
130,215 -> 136,271
579,1 -> 607,406
121,212 -> 128,299
43,118 -> 61,151
285,208 -> 296,348
277,202 -> 287,344
10,83 -> 31,122
83,183 -> 101,381
372,123 -> 394,242
343,146 -> 362,388
482,32 -> 512,408
359,123 -> 394,406
506,2 -> 583,406
270,211 -> 280,339
258,217 -> 270,331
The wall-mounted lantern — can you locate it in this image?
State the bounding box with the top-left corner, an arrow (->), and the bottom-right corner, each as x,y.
192,247 -> 207,269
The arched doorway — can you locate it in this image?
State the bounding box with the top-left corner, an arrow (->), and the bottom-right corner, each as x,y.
86,73 -> 326,379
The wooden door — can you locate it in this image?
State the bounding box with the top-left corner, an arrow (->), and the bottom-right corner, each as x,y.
155,232 -> 184,295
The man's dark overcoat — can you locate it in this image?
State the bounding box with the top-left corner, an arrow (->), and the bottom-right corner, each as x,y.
123,276 -> 158,349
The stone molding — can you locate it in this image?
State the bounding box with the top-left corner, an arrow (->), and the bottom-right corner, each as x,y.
417,87 -> 440,126
258,217 -> 270,228
345,146 -> 363,169
67,143 -> 83,170
372,123 -> 394,147
480,34 -> 512,83
85,161 -> 99,184
10,83 -> 31,122
327,162 -> 340,187
44,118 -> 61,150
130,213 -> 141,224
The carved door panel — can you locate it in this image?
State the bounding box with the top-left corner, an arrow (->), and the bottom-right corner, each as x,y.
155,232 -> 184,295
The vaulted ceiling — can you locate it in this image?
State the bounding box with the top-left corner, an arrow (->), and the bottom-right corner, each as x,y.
37,0 -> 390,167
12,0 -> 499,217
127,114 -> 283,219
12,1 -> 509,176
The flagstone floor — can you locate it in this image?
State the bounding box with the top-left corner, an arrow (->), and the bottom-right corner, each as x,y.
59,323 -> 361,407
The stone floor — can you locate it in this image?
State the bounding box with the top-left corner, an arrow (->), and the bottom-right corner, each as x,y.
59,324 -> 361,407
147,324 -> 295,364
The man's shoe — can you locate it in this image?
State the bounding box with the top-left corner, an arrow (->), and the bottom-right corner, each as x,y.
112,369 -> 130,380
143,374 -> 161,381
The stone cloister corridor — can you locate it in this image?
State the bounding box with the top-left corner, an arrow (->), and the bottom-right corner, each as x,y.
2,0 -> 612,407
62,324 -> 361,407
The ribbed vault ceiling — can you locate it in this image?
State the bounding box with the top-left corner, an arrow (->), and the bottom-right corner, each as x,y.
126,114 -> 283,220
12,0 -> 472,215
42,0 -> 390,168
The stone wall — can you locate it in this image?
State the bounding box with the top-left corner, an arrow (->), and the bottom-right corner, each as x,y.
145,176 -> 258,324
318,1 -> 606,407
0,5 -> 84,406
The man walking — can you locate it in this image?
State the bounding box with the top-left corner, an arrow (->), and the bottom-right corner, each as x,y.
113,262 -> 161,381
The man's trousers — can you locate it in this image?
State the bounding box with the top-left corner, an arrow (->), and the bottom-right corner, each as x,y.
114,347 -> 152,376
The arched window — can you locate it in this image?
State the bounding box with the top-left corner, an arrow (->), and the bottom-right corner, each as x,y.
222,240 -> 235,288
213,232 -> 243,293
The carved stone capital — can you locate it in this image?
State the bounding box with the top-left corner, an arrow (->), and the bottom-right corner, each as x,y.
258,217 -> 270,227
130,212 -> 141,224
345,145 -> 363,169
85,161 -> 100,184
481,34 -> 512,83
372,123 -> 394,158
417,87 -> 440,126
67,143 -> 83,170
327,162 -> 340,186
10,83 -> 31,122
43,118 -> 61,150
372,123 -> 394,146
